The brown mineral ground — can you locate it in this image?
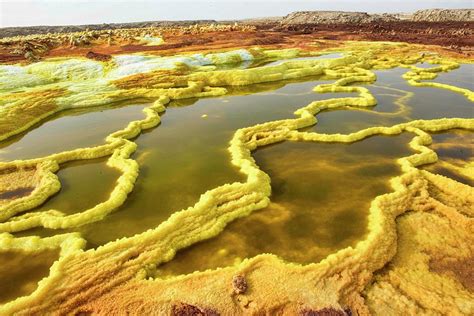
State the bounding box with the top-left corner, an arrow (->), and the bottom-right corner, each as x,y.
0,167 -> 38,204
1,20 -> 473,64
0,249 -> 59,304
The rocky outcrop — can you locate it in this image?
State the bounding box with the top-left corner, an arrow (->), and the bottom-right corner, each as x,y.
235,17 -> 283,26
280,9 -> 473,25
281,11 -> 376,25
371,13 -> 406,22
412,9 -> 473,22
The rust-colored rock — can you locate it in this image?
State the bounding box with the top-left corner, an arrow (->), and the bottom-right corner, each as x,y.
172,302 -> 219,316
85,51 -> 111,61
232,275 -> 248,294
301,307 -> 350,316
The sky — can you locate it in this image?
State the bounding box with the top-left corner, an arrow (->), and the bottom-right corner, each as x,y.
0,0 -> 472,27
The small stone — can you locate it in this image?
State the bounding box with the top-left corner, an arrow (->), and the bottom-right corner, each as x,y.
172,302 -> 219,316
86,51 -> 111,61
232,274 -> 248,294
300,307 -> 349,316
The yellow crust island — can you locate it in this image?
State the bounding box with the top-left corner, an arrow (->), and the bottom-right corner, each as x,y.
0,41 -> 472,315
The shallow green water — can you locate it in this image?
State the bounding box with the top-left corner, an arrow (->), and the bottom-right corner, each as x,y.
0,104 -> 146,162
423,129 -> 473,186
0,249 -> 58,304
74,76 -> 356,247
428,64 -> 474,91
32,158 -> 121,216
414,62 -> 437,69
155,133 -> 413,276
311,68 -> 474,134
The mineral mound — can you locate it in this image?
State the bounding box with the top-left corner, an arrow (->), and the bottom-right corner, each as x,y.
281,11 -> 376,25
280,9 -> 473,25
412,9 -> 473,22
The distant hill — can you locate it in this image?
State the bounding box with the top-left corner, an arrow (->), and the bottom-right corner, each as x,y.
281,11 -> 379,25
0,20 -> 217,38
1,9 -> 473,38
280,9 -> 473,25
412,9 -> 473,22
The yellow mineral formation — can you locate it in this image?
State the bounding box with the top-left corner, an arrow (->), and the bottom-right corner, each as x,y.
0,41 -> 472,315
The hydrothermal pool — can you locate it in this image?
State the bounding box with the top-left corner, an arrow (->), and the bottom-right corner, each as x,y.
425,64 -> 474,91
74,77 -> 357,247
0,42 -> 472,315
0,104 -> 146,161
0,249 -> 59,304
423,129 -> 473,186
155,133 -> 414,276
311,68 -> 474,134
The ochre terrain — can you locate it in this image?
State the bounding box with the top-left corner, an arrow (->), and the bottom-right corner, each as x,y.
1,21 -> 473,65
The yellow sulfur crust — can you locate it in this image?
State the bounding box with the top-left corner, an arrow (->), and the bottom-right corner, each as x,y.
0,41 -> 472,314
